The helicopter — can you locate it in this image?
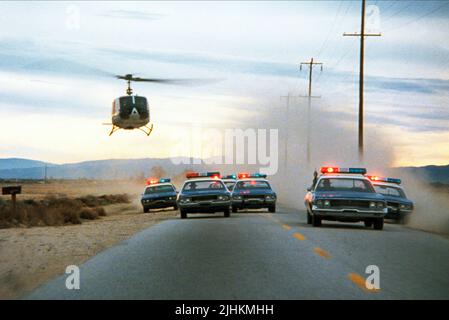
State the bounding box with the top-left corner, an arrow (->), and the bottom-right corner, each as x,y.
106,74 -> 220,136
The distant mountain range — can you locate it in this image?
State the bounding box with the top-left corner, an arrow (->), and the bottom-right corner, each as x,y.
1,158 -> 449,184
0,157 -> 206,180
396,165 -> 449,184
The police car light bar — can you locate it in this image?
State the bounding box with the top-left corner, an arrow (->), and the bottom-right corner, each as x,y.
146,178 -> 171,185
367,176 -> 401,184
223,174 -> 237,180
237,173 -> 268,179
320,167 -> 367,174
186,172 -> 221,179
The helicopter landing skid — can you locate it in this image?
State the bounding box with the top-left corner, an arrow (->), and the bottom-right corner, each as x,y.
107,124 -> 153,136
138,123 -> 154,136
108,125 -> 120,136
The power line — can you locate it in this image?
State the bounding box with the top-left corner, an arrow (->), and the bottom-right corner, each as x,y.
379,1 -> 415,23
315,1 -> 344,58
383,1 -> 449,32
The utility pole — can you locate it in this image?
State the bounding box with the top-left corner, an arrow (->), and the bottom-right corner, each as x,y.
280,93 -> 291,171
344,0 -> 381,162
300,58 -> 323,164
44,164 -> 48,183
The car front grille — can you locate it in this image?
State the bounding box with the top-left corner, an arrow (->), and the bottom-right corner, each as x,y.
243,195 -> 266,199
329,200 -> 370,208
191,195 -> 218,201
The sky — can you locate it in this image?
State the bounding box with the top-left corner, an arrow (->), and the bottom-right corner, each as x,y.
0,0 -> 448,167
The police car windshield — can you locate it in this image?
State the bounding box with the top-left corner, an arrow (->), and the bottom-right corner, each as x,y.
183,180 -> 225,191
316,178 -> 374,193
145,185 -> 175,194
374,185 -> 406,198
235,180 -> 271,189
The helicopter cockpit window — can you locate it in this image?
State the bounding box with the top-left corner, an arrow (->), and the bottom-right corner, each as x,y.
118,96 -> 149,119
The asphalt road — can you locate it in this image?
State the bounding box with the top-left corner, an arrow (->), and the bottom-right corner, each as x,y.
26,208 -> 449,299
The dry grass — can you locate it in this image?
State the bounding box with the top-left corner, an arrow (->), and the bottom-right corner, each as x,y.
0,194 -> 129,228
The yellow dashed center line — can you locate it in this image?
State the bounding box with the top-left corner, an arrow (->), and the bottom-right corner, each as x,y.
313,247 -> 331,259
282,224 -> 292,230
292,232 -> 306,241
348,273 -> 381,293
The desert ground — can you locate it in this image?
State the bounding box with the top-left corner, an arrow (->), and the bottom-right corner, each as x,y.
0,180 -> 178,299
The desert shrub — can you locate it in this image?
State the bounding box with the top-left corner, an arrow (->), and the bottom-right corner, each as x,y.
0,193 -> 130,228
77,193 -> 129,207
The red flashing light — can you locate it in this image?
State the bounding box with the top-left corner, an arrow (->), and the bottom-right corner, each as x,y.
146,177 -> 159,185
368,175 -> 380,181
320,167 -> 339,174
238,172 -> 250,179
186,172 -> 199,179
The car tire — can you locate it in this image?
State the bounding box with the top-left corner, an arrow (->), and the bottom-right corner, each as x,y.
224,208 -> 231,217
180,210 -> 187,219
312,214 -> 322,227
364,220 -> 373,228
232,206 -> 238,213
373,218 -> 384,230
307,211 -> 312,224
269,205 -> 276,213
143,207 -> 149,213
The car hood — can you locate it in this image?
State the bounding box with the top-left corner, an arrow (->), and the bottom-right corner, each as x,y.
141,191 -> 177,200
180,190 -> 230,197
233,189 -> 276,196
381,195 -> 413,205
314,191 -> 384,201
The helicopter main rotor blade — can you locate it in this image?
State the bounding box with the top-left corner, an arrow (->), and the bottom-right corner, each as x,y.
115,75 -> 222,86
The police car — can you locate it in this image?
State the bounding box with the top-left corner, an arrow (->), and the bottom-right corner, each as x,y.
177,172 -> 232,219
304,167 -> 387,229
141,178 -> 178,213
222,174 -> 237,191
367,175 -> 414,224
231,173 -> 277,213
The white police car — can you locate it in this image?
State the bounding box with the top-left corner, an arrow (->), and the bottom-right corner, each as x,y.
367,175 -> 414,224
177,172 -> 232,219
304,167 -> 387,229
231,173 -> 277,213
141,178 -> 178,213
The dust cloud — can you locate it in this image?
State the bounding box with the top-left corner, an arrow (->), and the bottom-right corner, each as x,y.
218,94 -> 448,235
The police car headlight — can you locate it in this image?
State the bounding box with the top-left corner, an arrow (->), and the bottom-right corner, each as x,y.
265,195 -> 276,200
377,202 -> 385,208
218,195 -> 230,201
168,196 -> 176,200
324,200 -> 330,207
233,195 -> 242,200
370,202 -> 377,209
316,200 -> 323,207
179,197 -> 191,203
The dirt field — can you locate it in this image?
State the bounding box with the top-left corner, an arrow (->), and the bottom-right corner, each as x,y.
0,180 -> 178,299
